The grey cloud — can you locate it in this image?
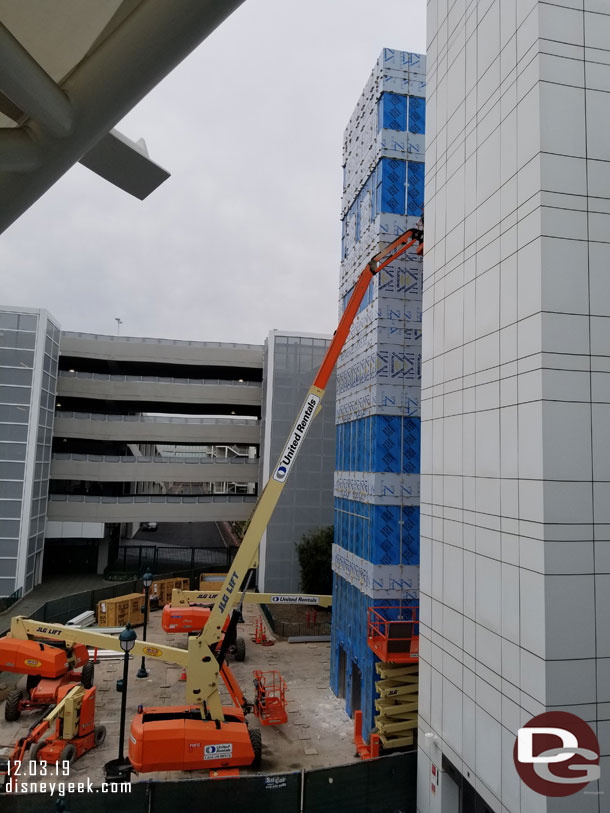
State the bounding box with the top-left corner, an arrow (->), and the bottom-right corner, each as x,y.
1,0 -> 426,343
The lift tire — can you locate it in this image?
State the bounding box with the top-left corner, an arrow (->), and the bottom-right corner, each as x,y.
80,662 -> 95,689
234,637 -> 246,662
26,674 -> 41,692
4,688 -> 22,722
29,741 -> 44,762
59,743 -> 77,765
249,728 -> 262,768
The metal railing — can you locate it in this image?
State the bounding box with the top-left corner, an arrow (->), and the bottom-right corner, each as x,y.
62,330 -> 264,351
52,453 -> 258,465
55,411 -> 259,426
59,370 -> 261,387
113,545 -> 236,573
0,587 -> 22,613
48,494 -> 258,505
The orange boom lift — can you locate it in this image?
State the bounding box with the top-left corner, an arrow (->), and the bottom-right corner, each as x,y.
0,637 -> 92,721
8,229 -> 423,775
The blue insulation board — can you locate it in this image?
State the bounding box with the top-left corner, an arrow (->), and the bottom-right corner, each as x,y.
408,96 -> 426,134
330,574 -> 421,742
330,575 -> 379,740
342,156 -> 426,245
407,161 -> 425,216
334,499 -> 420,564
376,158 -> 406,216
340,277 -> 374,316
336,416 -> 421,474
378,92 -> 408,132
341,93 -> 425,256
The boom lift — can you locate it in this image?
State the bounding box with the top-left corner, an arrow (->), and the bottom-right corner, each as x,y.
2,683 -> 105,789
0,637 -> 93,721
162,590 -> 332,637
7,228 -> 423,774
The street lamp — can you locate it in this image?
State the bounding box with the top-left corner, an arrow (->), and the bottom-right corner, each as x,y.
117,623 -> 137,762
137,570 -> 153,678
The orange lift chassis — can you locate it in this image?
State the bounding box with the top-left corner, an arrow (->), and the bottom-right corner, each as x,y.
0,637 -> 93,721
7,228 -> 423,775
2,683 -> 105,790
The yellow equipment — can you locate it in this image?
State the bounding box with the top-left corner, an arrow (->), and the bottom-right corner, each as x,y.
8,229 -> 423,773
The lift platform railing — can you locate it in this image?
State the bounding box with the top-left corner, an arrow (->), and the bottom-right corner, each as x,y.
253,670 -> 288,726
367,604 -> 419,664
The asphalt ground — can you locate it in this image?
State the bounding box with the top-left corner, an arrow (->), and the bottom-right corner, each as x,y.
127,521 -> 226,548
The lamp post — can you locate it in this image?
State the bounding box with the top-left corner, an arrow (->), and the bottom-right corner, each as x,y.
137,570 -> 153,678
117,623 -> 137,762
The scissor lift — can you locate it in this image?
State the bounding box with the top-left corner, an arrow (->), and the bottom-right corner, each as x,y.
355,604 -> 419,758
367,605 -> 419,664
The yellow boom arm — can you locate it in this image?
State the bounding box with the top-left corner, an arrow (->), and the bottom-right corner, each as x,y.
170,589 -> 332,608
187,229 -> 422,719
9,616 -> 188,667
9,229 -> 422,724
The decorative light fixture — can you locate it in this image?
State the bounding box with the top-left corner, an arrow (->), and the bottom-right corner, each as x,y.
117,624 -> 137,761
137,571 -> 153,679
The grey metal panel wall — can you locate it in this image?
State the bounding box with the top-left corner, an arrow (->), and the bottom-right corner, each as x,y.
0,307 -> 60,597
261,334 -> 336,593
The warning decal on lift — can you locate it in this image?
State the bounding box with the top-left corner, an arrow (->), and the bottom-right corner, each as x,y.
204,744 -> 233,760
24,658 -> 42,667
272,394 -> 321,483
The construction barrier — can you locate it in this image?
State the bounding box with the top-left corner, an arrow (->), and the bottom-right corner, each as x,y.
0,753 -> 416,812
0,569 -> 200,638
97,593 -> 145,627
303,753 -> 417,812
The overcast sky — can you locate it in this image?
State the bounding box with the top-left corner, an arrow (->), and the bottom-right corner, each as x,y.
3,0 -> 426,346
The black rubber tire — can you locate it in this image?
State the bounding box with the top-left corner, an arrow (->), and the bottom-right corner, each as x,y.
249,728 -> 262,768
234,637 -> 246,662
4,688 -> 22,722
80,662 -> 94,689
29,741 -> 44,762
94,725 -> 106,747
59,743 -> 77,765
26,674 -> 41,692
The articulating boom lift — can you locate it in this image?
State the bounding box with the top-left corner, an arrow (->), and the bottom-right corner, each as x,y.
8,228 -> 423,774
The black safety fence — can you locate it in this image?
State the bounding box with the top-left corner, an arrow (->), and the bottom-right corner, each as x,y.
112,545 -> 235,574
260,604 -> 332,640
1,752 -> 416,812
304,753 -> 417,812
267,619 -> 332,638
0,589 -> 22,614
0,567 -> 211,637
